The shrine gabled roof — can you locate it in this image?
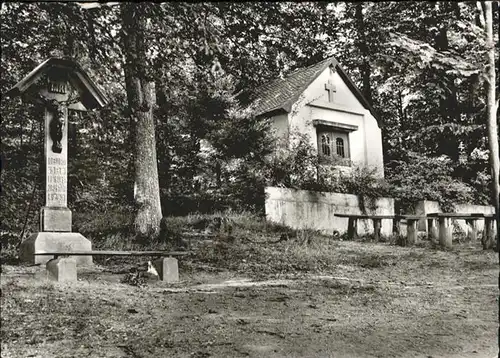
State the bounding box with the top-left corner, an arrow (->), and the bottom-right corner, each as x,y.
5,57 -> 108,110
249,56 -> 379,123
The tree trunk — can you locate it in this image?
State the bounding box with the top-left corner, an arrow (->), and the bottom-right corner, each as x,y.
155,79 -> 171,194
132,95 -> 162,237
354,2 -> 372,105
121,3 -> 162,238
433,7 -> 462,162
484,1 -> 499,248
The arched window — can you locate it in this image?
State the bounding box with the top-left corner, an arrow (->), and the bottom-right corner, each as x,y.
336,138 -> 345,158
321,134 -> 331,156
315,124 -> 352,166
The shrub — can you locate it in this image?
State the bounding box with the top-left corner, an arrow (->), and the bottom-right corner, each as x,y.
264,133 -> 391,212
386,152 -> 477,212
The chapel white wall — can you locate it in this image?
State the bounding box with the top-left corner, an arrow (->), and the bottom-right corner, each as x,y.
287,67 -> 384,177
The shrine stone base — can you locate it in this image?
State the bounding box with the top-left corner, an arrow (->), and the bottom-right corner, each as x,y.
19,232 -> 92,266
40,207 -> 72,232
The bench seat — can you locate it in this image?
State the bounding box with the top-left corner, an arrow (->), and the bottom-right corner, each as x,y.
35,250 -> 190,283
35,250 -> 190,258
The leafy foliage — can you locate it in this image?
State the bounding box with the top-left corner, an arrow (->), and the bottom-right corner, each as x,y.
263,132 -> 390,212
386,152 -> 478,212
1,2 -> 497,245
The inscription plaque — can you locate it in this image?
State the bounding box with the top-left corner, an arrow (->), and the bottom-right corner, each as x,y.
46,157 -> 67,206
48,79 -> 67,94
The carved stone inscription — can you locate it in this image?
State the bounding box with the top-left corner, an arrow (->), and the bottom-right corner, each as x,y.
46,157 -> 67,206
48,80 -> 68,94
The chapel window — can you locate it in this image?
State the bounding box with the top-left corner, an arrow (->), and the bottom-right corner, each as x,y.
313,119 -> 357,167
316,129 -> 351,166
321,134 -> 331,156
336,138 -> 345,158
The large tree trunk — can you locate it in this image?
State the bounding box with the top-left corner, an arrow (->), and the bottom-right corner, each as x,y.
155,79 -> 171,195
484,4 -> 500,354
434,4 -> 462,162
354,2 -> 372,105
484,1 -> 499,249
121,3 -> 162,238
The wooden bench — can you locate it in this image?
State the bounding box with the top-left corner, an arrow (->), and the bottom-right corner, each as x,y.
334,214 -> 394,241
35,250 -> 191,283
427,213 -> 496,249
394,215 -> 427,245
334,214 -> 425,244
334,212 -> 496,249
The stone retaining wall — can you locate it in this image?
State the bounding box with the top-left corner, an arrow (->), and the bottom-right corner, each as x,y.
414,200 -> 496,233
264,187 -> 395,236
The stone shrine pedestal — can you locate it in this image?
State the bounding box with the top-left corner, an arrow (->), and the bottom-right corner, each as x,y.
20,105 -> 93,266
20,232 -> 92,265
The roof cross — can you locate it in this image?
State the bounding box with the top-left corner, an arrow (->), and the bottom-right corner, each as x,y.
325,80 -> 336,103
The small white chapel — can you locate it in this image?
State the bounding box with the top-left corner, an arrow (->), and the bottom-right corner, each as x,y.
250,57 -> 384,177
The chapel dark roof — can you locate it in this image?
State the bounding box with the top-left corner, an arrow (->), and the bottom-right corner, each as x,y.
249,56 -> 380,124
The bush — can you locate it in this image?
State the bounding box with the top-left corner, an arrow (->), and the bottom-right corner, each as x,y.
264,133 -> 391,212
265,132 -> 322,189
386,152 -> 477,212
0,232 -> 21,264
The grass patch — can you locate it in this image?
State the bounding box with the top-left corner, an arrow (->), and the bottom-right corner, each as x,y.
50,209 -> 429,276
74,208 -> 134,237
161,211 -> 294,236
68,210 -> 301,269
0,232 -> 21,265
462,259 -> 498,271
187,226 -> 398,278
5,208 -> 458,278
188,226 -> 341,278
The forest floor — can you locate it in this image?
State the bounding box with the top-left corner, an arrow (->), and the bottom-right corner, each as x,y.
1,234 -> 499,358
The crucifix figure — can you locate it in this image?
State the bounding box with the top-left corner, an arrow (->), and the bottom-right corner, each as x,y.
325,80 -> 336,103
47,100 -> 66,153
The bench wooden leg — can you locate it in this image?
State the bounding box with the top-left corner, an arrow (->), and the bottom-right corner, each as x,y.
482,218 -> 495,250
373,219 -> 382,241
393,218 -> 405,246
393,218 -> 401,237
46,257 -> 77,282
153,257 -> 179,283
347,218 -> 359,240
428,219 -> 438,241
465,219 -> 478,241
407,219 -> 418,245
439,217 -> 453,249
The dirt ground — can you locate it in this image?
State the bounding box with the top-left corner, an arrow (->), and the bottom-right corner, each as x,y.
1,240 -> 499,358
